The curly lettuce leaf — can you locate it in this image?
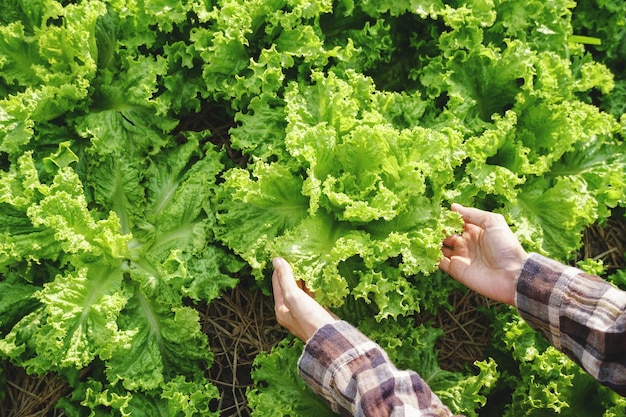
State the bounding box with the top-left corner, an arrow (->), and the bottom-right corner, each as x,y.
164,246 -> 241,303
73,55 -> 176,158
0,264 -> 130,375
270,214 -> 370,306
60,371 -> 219,417
0,157 -> 61,278
248,338 -> 337,417
0,282 -> 39,336
218,70 -> 465,314
0,152 -> 130,277
27,169 -> 131,260
269,204 -> 462,313
192,0 -> 339,105
503,176 -> 598,260
494,311 -> 622,416
550,135 -> 626,212
352,265 -> 423,321
36,266 -> 129,370
0,134 -> 231,407
230,92 -> 289,161
284,71 -> 465,213
0,1 -> 105,154
106,293 -> 211,391
0,154 -> 133,373
215,160 -> 310,276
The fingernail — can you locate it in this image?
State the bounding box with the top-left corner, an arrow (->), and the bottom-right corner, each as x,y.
272,257 -> 283,268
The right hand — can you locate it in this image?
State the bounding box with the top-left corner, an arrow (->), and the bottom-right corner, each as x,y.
439,204 -> 527,306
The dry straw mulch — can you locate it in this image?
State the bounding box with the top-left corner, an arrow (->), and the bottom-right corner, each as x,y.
200,281 -> 288,417
2,211 -> 625,416
415,291 -> 498,373
0,365 -> 70,417
576,213 -> 626,274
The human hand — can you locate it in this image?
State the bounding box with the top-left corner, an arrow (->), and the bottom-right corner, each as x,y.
439,204 -> 527,306
272,257 -> 338,342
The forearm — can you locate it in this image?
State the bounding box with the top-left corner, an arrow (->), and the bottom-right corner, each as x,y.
515,253 -> 626,395
298,321 -> 458,417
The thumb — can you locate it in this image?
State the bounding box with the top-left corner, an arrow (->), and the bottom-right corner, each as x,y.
272,257 -> 299,299
452,203 -> 497,229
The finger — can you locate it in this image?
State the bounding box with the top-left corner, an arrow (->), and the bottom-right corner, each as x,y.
441,245 -> 454,258
272,269 -> 296,328
442,233 -> 460,248
438,255 -> 451,273
440,255 -> 470,284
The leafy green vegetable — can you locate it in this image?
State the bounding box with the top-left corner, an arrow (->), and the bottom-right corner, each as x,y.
491,311 -> 623,416
0,1 -> 243,414
1,0 -> 625,415
217,70 -> 466,312
0,0 -> 104,154
572,0 -> 626,119
248,338 -> 335,417
0,139 -> 236,413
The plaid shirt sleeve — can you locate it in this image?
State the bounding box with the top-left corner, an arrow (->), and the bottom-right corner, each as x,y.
297,320 -> 461,417
515,253 -> 626,396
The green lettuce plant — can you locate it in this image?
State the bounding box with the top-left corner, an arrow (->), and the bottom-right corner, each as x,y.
0,0 -> 624,416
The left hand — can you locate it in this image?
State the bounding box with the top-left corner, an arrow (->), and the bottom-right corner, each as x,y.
272,257 -> 338,342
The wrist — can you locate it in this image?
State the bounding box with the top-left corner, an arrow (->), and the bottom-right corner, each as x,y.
303,312 -> 338,341
509,251 -> 529,306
